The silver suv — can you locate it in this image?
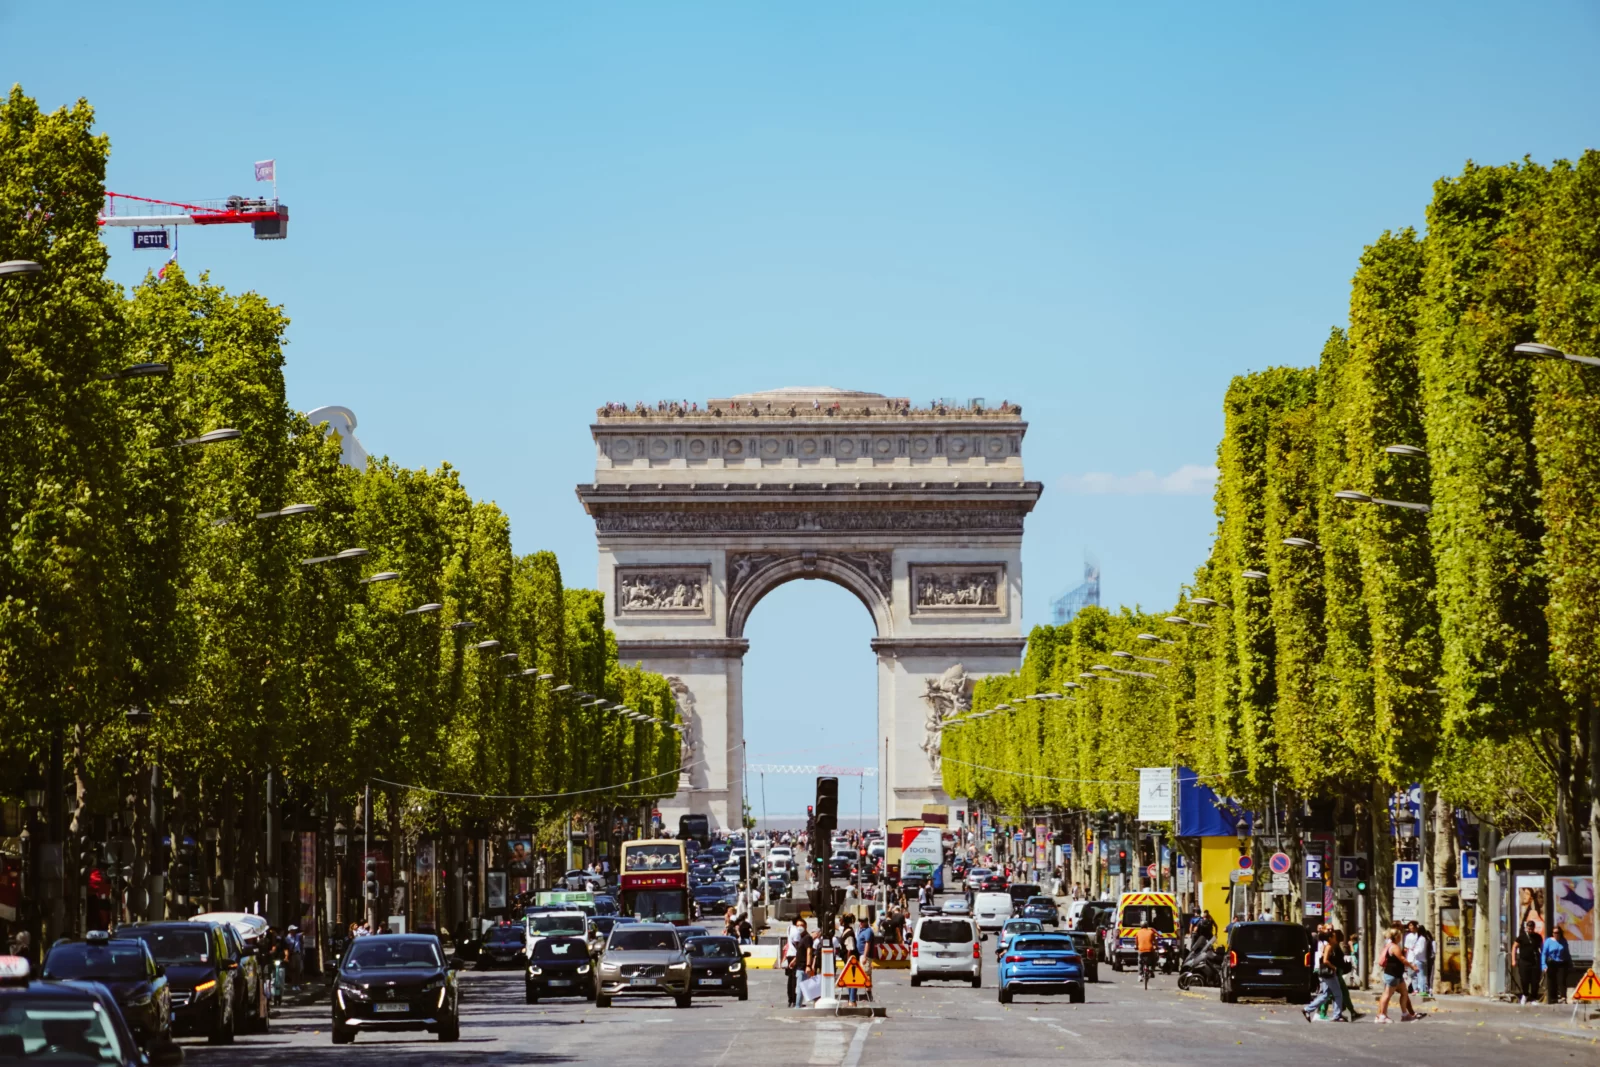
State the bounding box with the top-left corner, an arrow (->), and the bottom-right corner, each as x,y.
595,923 -> 692,1008
910,916 -> 982,987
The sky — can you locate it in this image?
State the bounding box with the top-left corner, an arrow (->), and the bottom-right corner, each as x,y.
5,1 -> 1597,817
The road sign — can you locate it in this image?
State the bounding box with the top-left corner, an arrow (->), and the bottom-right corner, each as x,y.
1237,854 -> 1254,871
1146,864 -> 1157,879
1271,873 -> 1290,895
1393,861 -> 1422,921
835,956 -> 871,990
1304,855 -> 1324,881
1573,968 -> 1600,1003
1268,852 -> 1292,876
1459,850 -> 1479,902
1337,854 -> 1367,887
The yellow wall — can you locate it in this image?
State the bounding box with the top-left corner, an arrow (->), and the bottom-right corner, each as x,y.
1198,836 -> 1247,942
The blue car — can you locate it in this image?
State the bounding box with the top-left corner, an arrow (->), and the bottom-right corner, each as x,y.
997,933 -> 1085,1004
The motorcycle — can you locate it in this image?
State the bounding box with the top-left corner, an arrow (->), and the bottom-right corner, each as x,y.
1177,939 -> 1223,991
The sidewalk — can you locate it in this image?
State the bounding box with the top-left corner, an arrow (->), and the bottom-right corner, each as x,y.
1348,986 -> 1597,1037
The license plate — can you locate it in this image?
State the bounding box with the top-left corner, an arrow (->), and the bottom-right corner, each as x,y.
1035,960 -> 1056,966
701,978 -> 723,986
373,1002 -> 409,1013
937,952 -> 958,958
1259,969 -> 1283,976
549,979 -> 571,987
630,977 -> 658,986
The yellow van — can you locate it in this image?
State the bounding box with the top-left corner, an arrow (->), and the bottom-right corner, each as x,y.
1111,891 -> 1179,972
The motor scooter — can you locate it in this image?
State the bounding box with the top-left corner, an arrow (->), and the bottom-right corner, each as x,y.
1177,938 -> 1223,990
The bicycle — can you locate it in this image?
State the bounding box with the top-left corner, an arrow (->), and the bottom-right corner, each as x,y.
1139,952 -> 1156,991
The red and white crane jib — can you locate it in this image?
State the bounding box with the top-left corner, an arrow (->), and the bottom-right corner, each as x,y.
98,191 -> 289,240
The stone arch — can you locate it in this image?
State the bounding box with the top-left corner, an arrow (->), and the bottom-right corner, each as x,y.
726,552 -> 893,640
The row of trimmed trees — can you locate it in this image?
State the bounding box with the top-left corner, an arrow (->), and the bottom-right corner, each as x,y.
1,88 -> 681,931
944,152 -> 1598,887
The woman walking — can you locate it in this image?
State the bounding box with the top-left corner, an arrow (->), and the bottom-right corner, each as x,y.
1303,929 -> 1348,1022
1374,926 -> 1420,1023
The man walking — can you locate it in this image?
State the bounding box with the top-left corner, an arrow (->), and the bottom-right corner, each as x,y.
784,918 -> 809,1008
1403,921 -> 1432,1000
1514,920 -> 1543,1004
1542,927 -> 1572,1004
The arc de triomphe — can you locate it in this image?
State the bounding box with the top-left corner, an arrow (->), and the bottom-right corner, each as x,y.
576,388 -> 1042,830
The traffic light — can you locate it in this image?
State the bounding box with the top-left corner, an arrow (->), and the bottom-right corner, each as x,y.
77,835 -> 96,878
1355,877 -> 1368,893
365,856 -> 379,899
815,777 -> 838,839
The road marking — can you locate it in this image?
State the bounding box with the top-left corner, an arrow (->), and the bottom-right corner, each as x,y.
972,1015 -> 1005,1020
1047,1023 -> 1082,1038
841,1022 -> 875,1067
810,1021 -> 846,1065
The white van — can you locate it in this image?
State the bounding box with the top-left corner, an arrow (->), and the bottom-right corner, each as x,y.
911,915 -> 982,987
972,891 -> 1014,932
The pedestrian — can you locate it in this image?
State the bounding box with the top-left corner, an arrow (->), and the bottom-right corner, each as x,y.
784,918 -> 807,1008
1303,928 -> 1348,1022
1374,926 -> 1419,1023
855,914 -> 875,1002
1514,919 -> 1543,1004
838,916 -> 860,1006
737,913 -> 753,945
1542,927 -> 1572,1004
1404,921 -> 1432,999
285,925 -> 304,989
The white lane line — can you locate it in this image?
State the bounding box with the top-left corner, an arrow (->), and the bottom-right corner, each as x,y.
841,1021 -> 875,1067
972,1015 -> 1005,1021
1047,1022 -> 1082,1038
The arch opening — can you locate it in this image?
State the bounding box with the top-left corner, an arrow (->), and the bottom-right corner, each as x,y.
727,555 -> 892,640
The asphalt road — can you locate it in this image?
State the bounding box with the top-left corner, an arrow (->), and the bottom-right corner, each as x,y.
174,962 -> 1595,1066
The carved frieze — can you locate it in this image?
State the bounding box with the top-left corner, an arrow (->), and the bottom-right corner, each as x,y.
727,550 -> 893,602
593,507 -> 1026,535
910,564 -> 1006,615
615,566 -> 711,615
727,553 -> 782,598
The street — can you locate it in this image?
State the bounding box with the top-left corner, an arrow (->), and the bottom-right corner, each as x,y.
174,963 -> 1594,1066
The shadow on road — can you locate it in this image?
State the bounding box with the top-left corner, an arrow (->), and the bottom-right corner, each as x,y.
182,1040 -> 575,1065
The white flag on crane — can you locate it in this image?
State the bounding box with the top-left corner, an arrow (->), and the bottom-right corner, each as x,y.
254,159 -> 275,182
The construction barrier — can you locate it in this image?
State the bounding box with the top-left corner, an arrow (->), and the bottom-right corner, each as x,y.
872,943 -> 911,969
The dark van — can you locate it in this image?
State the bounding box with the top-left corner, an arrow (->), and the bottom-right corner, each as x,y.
1220,922 -> 1314,1003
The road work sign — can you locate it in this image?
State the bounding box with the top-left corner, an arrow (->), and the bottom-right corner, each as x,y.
835,956 -> 871,990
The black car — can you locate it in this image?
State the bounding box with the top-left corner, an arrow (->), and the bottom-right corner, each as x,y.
684,936 -> 748,1000
1220,922 -> 1314,1004
41,932 -> 173,1049
1006,883 -> 1043,909
119,921 -> 238,1044
691,884 -> 736,918
333,934 -> 460,1044
1021,896 -> 1060,927
478,923 -> 527,970
204,920 -> 270,1034
826,854 -> 855,879
0,959 -> 182,1067
1061,929 -> 1101,982
594,895 -> 619,916
524,936 -> 594,1003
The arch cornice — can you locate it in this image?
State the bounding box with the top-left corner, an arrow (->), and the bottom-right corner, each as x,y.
726,551 -> 892,639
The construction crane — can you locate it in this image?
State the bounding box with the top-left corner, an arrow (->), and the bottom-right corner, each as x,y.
98,191 -> 289,240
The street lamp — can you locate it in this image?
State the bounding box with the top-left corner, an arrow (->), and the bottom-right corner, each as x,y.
1240,569 -> 1268,580
174,428 -> 243,447
359,571 -> 400,585
255,503 -> 318,519
1190,598 -> 1217,607
448,620 -> 476,632
302,547 -> 370,566
1514,341 -> 1600,368
1384,444 -> 1427,458
98,362 -> 171,381
0,260 -> 44,277
404,602 -> 443,615
474,639 -> 501,651
1333,489 -> 1430,513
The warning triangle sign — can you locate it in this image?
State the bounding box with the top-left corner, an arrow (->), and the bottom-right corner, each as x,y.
1573,968 -> 1600,1003
835,956 -> 871,990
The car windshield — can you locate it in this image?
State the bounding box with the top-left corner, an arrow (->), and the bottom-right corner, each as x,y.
1230,925 -> 1308,956
344,940 -> 441,970
1012,937 -> 1074,954
1120,905 -> 1176,933
1026,897 -> 1054,908
0,995 -> 128,1064
43,943 -> 148,981
685,938 -> 740,959
531,938 -> 586,961
918,920 -> 974,944
1004,921 -> 1043,935
609,929 -> 681,952
530,915 -> 585,935
588,918 -> 617,936
625,890 -> 689,923
486,927 -> 524,944
124,927 -> 210,964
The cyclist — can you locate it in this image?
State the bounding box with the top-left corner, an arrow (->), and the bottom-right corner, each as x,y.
1134,919 -> 1159,985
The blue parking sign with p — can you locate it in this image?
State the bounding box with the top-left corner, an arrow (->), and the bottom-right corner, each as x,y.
1460,851 -> 1478,880
1395,861 -> 1421,888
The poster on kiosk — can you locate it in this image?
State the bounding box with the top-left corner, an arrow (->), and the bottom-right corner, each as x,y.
901,826 -> 945,891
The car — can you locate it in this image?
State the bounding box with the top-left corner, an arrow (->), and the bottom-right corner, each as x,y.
998,933 -> 1085,1004
560,869 -> 605,892
684,936 -> 749,1000
478,922 -> 528,969
979,871 -> 1008,891
595,923 -> 693,1008
1218,922 -> 1314,1004
1065,899 -> 1114,930
965,866 -> 991,886
118,921 -> 238,1044
525,935 -> 594,1003
940,898 -> 973,916
827,852 -> 855,879
40,931 -> 173,1051
332,933 -> 460,1044
910,916 -> 982,988
593,895 -> 620,916
190,912 -> 271,1032
765,874 -> 790,901
1021,896 -> 1060,927
0,954 -> 181,1067
972,891 -> 1014,932
768,846 -> 794,863
527,911 -> 588,944
995,918 -> 1044,959
691,883 -> 737,918
676,925 -> 712,945
1062,930 -> 1102,982
1006,883 -> 1043,909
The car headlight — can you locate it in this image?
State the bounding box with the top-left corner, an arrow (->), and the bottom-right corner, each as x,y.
527,966 -> 542,977
422,976 -> 446,991
577,964 -> 591,975
599,962 -> 619,974
668,961 -> 688,972
728,962 -> 742,974
337,981 -> 368,1001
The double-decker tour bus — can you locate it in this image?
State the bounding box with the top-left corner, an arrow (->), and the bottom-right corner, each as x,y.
618,839 -> 690,925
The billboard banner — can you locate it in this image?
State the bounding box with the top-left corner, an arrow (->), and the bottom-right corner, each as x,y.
1138,767 -> 1173,822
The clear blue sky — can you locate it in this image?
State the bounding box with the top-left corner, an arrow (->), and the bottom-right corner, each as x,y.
7,2 -> 1596,816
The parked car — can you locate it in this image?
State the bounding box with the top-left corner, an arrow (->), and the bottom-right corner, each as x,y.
998,932 -> 1085,1004
1219,922 -> 1314,1004
41,931 -> 173,1050
910,916 -> 982,988
118,921 -> 238,1044
190,911 -> 270,1032
595,923 -> 692,1008
525,935 -> 594,1003
332,934 -> 460,1044
684,936 -> 749,1000
0,955 -> 181,1066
